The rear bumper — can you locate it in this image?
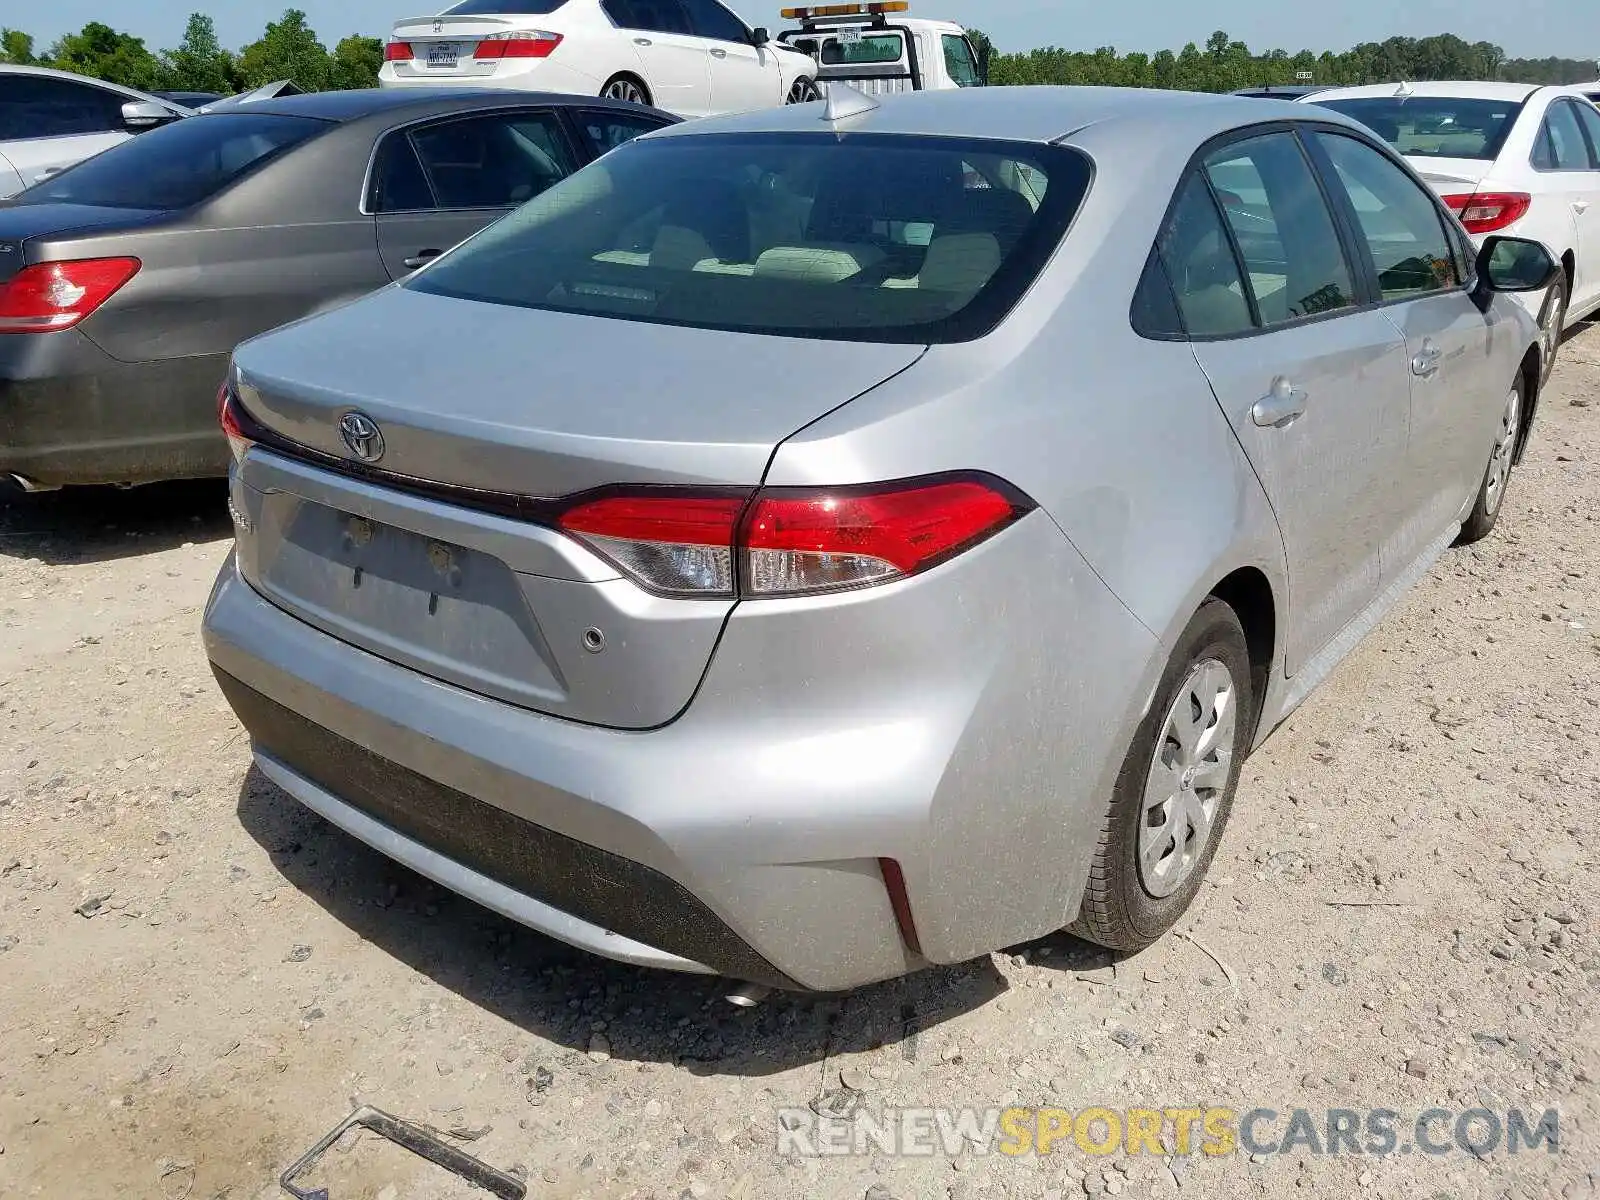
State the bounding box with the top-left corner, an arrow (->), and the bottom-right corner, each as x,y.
0,331 -> 229,486
378,58 -> 604,94
204,501 -> 1157,990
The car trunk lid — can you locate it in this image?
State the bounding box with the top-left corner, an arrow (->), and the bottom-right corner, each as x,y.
1403,156 -> 1490,196
0,204 -> 168,282
389,13 -> 557,79
229,284 -> 925,729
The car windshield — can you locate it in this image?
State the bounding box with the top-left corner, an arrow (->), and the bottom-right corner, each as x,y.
1313,97 -> 1525,160
407,133 -> 1089,344
16,113 -> 327,209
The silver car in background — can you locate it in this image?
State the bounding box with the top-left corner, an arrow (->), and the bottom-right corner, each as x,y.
203,87 -> 1555,993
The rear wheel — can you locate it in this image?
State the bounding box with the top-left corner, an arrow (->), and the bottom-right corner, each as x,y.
1536,274 -> 1567,387
1457,376 -> 1524,545
1070,599 -> 1253,952
602,74 -> 651,106
786,77 -> 821,104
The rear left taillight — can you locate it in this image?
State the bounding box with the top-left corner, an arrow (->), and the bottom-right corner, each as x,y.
474,31 -> 563,59
1441,191 -> 1530,235
0,257 -> 140,334
557,473 -> 1033,600
218,382 -> 254,465
384,40 -> 414,61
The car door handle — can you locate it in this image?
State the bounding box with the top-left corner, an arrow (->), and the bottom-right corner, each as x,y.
633,36 -> 652,46
1251,377 -> 1309,428
710,48 -> 727,58
1411,338 -> 1442,379
1575,200 -> 1591,214
402,249 -> 443,270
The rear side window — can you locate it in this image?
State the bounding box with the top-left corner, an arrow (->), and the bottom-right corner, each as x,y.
1534,101 -> 1590,171
16,113 -> 326,209
0,75 -> 126,139
407,111 -> 578,210
1314,97 -> 1523,161
408,132 -> 1090,344
612,0 -> 691,34
1156,173 -> 1253,337
1203,133 -> 1356,326
1316,132 -> 1458,299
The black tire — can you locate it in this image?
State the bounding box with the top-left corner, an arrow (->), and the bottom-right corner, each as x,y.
600,74 -> 651,106
1457,374 -> 1525,546
1070,598 -> 1253,952
1536,274 -> 1567,388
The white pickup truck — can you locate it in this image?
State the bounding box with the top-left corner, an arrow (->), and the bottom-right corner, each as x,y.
777,3 -> 985,97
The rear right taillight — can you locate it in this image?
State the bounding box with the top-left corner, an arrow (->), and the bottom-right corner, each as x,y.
0,257 -> 140,334
556,473 -> 1033,600
1441,191 -> 1530,235
474,31 -> 563,59
384,40 -> 414,62
218,382 -> 255,465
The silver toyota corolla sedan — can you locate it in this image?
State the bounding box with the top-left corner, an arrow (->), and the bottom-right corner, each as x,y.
202,86 -> 1556,994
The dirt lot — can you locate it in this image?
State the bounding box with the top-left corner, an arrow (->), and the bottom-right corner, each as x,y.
2,327 -> 1598,1200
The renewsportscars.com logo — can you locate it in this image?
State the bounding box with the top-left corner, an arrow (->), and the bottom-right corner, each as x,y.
775,1105 -> 1561,1159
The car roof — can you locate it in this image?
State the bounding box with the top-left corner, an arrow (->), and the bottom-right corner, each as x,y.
0,62 -> 182,107
646,85 -> 1357,146
1309,81 -> 1544,102
209,87 -> 670,123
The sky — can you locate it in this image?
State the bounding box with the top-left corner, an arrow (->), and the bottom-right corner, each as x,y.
13,0 -> 1600,63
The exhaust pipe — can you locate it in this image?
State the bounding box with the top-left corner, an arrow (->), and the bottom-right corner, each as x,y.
724,983 -> 770,1009
7,473 -> 59,493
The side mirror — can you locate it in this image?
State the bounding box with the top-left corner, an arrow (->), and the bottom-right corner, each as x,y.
121,99 -> 176,130
1476,236 -> 1560,293
750,26 -> 770,45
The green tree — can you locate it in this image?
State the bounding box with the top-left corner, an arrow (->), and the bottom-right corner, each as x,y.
47,22 -> 164,90
328,34 -> 384,90
160,13 -> 238,93
0,28 -> 37,64
236,9 -> 332,90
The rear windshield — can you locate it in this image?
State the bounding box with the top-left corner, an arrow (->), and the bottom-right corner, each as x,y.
17,113 -> 326,209
443,0 -> 570,12
1313,97 -> 1525,160
407,133 -> 1090,344
820,34 -> 905,65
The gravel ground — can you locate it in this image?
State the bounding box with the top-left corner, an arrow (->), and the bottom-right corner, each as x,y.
2,325 -> 1597,1200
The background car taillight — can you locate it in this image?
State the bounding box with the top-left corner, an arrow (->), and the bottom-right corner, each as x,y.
0,258 -> 140,334
1442,191 -> 1531,235
474,31 -> 563,60
384,40 -> 414,62
557,474 -> 1033,600
217,383 -> 254,464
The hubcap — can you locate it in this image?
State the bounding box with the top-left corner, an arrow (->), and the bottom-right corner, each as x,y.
1483,385 -> 1521,517
606,80 -> 644,103
1139,659 -> 1237,898
789,79 -> 819,103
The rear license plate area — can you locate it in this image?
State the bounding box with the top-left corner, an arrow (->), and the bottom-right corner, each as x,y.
426,42 -> 462,67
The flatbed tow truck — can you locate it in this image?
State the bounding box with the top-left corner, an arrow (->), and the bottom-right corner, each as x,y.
777,2 -> 987,97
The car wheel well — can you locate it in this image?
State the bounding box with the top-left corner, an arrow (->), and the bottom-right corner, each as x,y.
1208,568 -> 1274,741
1515,343 -> 1541,462
1561,250 -> 1575,292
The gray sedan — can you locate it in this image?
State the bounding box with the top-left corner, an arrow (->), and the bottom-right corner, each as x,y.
0,88 -> 675,490
204,87 -> 1554,993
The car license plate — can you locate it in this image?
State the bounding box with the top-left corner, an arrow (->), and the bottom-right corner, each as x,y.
427,43 -> 460,68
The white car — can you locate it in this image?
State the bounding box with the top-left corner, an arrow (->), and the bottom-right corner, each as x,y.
0,65 -> 189,199
379,0 -> 821,117
1308,81 -> 1600,380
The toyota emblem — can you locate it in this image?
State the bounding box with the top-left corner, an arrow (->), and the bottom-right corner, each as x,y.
339,412 -> 386,463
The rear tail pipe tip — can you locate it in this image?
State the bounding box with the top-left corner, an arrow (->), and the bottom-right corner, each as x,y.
724,983 -> 770,1009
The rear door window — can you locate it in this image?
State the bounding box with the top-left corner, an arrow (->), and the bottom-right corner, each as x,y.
409,111 -> 579,209
1156,173 -> 1254,337
1535,100 -> 1591,171
1574,101 -> 1600,167
574,109 -> 672,155
1203,132 -> 1357,326
617,0 -> 692,34
407,132 -> 1090,343
1316,132 -> 1459,299
16,112 -> 327,208
369,133 -> 435,212
0,75 -> 127,140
